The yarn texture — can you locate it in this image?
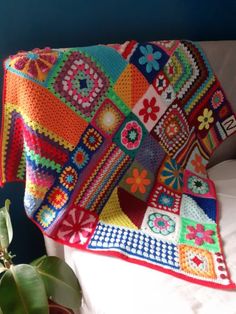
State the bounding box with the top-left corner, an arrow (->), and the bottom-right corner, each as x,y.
1,40 -> 236,289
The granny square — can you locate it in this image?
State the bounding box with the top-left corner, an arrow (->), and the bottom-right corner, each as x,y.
1,40 -> 236,289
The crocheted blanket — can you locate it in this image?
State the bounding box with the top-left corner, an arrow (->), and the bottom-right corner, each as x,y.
1,40 -> 236,289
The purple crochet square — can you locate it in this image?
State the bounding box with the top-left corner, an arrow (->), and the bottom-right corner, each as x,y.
135,134 -> 166,174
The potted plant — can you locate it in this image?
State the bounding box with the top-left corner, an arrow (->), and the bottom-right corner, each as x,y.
0,200 -> 82,314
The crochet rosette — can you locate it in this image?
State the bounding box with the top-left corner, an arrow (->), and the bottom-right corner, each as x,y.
1,40 -> 236,289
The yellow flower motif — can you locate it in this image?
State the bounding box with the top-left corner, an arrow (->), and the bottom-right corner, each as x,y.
197,108 -> 214,130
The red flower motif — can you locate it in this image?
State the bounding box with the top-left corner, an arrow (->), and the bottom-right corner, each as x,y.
57,208 -> 97,245
211,90 -> 224,109
186,224 -> 214,246
139,97 -> 160,123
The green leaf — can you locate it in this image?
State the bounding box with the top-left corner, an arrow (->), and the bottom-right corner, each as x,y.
30,255 -> 47,267
0,307 -> 3,314
4,200 -> 10,211
4,200 -> 13,246
35,256 -> 81,311
0,200 -> 13,250
0,212 -> 9,250
0,264 -> 49,314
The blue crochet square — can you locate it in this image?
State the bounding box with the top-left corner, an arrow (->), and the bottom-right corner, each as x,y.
130,43 -> 169,84
189,195 -> 217,222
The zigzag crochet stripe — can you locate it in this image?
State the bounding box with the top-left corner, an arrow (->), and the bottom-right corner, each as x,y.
75,143 -> 131,212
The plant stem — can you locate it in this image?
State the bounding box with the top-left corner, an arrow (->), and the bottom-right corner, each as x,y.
0,248 -> 14,269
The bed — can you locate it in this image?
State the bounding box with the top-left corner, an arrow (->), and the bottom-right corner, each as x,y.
44,41 -> 236,314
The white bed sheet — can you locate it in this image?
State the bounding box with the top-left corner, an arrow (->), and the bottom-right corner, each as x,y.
62,160 -> 236,314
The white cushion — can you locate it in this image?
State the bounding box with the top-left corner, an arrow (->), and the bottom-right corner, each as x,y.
61,160 -> 236,314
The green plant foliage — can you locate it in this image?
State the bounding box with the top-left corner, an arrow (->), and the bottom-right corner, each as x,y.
0,199 -> 82,314
0,263 -> 6,274
30,255 -> 47,266
0,264 -> 49,314
33,256 -> 81,311
0,200 -> 12,250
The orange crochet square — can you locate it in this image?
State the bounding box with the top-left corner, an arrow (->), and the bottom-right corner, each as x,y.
113,64 -> 149,109
5,71 -> 88,147
179,244 -> 216,279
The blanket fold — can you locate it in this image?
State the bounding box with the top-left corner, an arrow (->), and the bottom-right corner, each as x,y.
1,40 -> 236,289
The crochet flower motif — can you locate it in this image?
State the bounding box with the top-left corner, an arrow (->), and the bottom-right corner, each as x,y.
161,159 -> 183,191
155,73 -> 168,93
48,187 -> 69,209
59,166 -> 78,191
121,121 -> 143,150
186,224 -> 214,246
96,101 -> 123,135
165,119 -> 180,139
139,97 -> 160,123
158,193 -> 174,207
126,168 -> 151,194
147,213 -> 175,235
73,147 -> 89,170
191,154 -> 205,175
82,128 -> 103,152
138,45 -> 162,73
10,47 -> 58,81
188,176 -> 209,195
57,208 -> 97,245
211,90 -> 224,109
36,206 -> 56,228
197,108 -> 214,130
